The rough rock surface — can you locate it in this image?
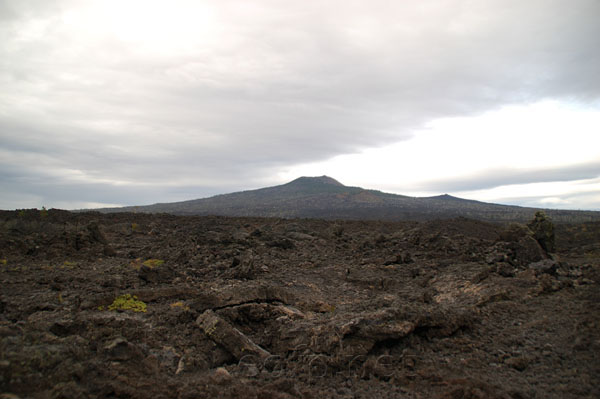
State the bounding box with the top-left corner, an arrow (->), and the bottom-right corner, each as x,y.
0,210 -> 599,398
197,309 -> 271,360
527,211 -> 557,253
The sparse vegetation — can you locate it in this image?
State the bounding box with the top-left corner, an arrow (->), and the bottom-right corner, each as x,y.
62,261 -> 77,269
170,301 -> 190,311
107,294 -> 147,313
129,258 -> 165,270
142,259 -> 164,269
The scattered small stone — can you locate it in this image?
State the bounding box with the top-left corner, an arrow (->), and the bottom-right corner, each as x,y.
476,290 -> 511,307
103,337 -> 144,361
529,259 -> 558,276
212,367 -> 232,384
103,245 -> 116,257
175,356 -> 186,375
495,262 -> 515,277
537,274 -> 560,294
505,356 -> 530,371
575,278 -> 594,286
471,268 -> 491,283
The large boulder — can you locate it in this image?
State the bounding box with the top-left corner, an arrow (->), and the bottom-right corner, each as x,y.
495,223 -> 547,266
527,211 -> 556,253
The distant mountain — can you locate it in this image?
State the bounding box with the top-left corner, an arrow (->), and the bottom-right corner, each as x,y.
97,176 -> 600,223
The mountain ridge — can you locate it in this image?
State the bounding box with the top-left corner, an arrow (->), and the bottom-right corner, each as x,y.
96,176 -> 600,223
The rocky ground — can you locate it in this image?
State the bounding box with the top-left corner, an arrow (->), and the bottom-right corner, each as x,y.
0,209 -> 599,399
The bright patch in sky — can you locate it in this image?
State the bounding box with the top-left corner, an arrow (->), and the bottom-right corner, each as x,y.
59,0 -> 220,56
279,100 -> 600,208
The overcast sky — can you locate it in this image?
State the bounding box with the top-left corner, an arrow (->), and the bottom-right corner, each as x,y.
1,0 -> 599,211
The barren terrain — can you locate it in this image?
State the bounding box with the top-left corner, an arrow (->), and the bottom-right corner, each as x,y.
1,210 -> 599,398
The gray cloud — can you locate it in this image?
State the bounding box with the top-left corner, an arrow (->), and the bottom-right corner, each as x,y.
1,0 -> 599,209
488,190 -> 600,212
0,163 -> 241,209
417,161 -> 600,193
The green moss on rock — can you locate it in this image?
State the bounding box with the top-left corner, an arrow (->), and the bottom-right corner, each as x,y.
142,259 -> 164,269
107,294 -> 147,313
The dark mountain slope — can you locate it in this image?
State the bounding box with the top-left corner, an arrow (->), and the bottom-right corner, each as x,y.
97,176 -> 600,223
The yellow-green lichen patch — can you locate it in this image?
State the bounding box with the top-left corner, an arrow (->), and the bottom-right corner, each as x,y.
130,258 -> 142,270
142,259 -> 164,269
204,322 -> 217,337
61,261 -> 77,269
0,259 -> 7,266
107,294 -> 147,313
170,301 -> 190,311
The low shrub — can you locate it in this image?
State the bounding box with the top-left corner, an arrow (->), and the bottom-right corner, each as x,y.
107,294 -> 147,313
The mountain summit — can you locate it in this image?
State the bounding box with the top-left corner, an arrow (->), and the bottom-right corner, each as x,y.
287,176 -> 344,187
97,176 -> 599,223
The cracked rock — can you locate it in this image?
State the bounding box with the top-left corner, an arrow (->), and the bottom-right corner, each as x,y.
197,310 -> 271,360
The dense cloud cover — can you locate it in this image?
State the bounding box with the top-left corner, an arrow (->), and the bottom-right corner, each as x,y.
1,0 -> 599,209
